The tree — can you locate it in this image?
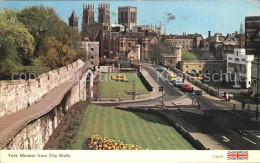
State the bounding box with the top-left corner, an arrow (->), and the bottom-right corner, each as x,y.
181,51 -> 198,60
0,37 -> 23,80
17,6 -> 61,57
152,41 -> 175,63
45,37 -> 76,69
0,9 -> 34,65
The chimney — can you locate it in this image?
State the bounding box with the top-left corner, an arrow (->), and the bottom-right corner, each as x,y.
235,31 -> 238,35
208,31 -> 211,38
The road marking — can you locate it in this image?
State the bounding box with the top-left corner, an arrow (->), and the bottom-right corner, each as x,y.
221,136 -> 230,142
227,129 -> 237,134
256,135 -> 260,139
242,137 -> 257,145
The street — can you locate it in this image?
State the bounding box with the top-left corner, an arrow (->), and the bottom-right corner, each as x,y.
140,64 -> 260,150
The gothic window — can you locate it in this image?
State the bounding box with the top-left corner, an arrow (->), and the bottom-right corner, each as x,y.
101,15 -> 103,23
125,11 -> 128,23
121,12 -> 124,23
133,12 -> 136,23
86,15 -> 88,24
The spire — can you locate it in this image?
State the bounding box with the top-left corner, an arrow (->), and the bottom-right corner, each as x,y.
70,9 -> 78,19
239,22 -> 244,34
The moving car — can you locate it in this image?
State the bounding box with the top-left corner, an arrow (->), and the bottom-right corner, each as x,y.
168,74 -> 177,82
181,84 -> 194,92
157,66 -> 163,71
173,79 -> 183,87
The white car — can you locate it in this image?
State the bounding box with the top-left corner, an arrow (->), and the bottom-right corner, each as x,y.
232,84 -> 241,89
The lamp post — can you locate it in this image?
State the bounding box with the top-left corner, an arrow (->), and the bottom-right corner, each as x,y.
132,80 -> 136,100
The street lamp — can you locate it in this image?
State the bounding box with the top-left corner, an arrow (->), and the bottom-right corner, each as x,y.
132,80 -> 136,100
195,90 -> 202,109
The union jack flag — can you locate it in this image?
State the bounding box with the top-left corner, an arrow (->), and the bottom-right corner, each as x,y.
227,151 -> 248,160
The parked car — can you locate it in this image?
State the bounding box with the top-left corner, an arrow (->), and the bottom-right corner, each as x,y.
157,66 -> 163,71
168,74 -> 177,82
181,84 -> 194,92
173,79 -> 183,87
233,84 -> 241,89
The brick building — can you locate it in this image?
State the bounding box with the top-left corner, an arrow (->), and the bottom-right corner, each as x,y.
100,30 -> 155,60
164,33 -> 193,51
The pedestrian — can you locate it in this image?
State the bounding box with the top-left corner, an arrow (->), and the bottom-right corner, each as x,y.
226,92 -> 229,102
242,100 -> 245,110
116,92 -> 120,101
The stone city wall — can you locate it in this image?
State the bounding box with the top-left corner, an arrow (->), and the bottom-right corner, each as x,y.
4,70 -> 91,150
0,60 -> 85,117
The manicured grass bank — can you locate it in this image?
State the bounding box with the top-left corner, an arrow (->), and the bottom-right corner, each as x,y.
100,72 -> 150,99
73,105 -> 195,150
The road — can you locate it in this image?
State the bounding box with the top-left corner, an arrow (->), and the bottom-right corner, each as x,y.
140,64 -> 260,150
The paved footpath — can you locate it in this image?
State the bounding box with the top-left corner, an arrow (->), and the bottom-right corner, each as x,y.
0,70 -> 83,148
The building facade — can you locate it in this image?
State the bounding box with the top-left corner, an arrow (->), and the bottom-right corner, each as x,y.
226,48 -> 254,88
245,16 -> 260,56
164,33 -> 193,51
118,6 -> 137,30
82,41 -> 100,66
178,60 -> 226,76
251,58 -> 260,95
100,31 -> 153,61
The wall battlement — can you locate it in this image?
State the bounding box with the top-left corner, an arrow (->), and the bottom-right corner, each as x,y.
0,60 -> 85,117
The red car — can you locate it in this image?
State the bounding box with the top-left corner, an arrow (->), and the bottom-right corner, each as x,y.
181,84 -> 194,92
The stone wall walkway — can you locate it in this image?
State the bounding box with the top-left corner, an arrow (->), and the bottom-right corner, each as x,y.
0,69 -> 84,149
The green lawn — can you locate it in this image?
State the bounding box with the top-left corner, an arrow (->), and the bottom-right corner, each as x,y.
100,72 -> 150,99
73,104 -> 195,150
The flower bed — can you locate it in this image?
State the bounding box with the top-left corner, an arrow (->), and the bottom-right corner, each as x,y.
111,74 -> 128,82
86,135 -> 149,150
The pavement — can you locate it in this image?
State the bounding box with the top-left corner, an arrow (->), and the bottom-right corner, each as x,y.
0,69 -> 84,149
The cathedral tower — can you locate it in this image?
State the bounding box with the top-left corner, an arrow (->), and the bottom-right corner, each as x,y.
68,10 -> 79,31
98,3 -> 110,30
82,4 -> 95,30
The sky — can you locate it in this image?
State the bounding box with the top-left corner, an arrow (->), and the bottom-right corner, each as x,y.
1,0 -> 260,37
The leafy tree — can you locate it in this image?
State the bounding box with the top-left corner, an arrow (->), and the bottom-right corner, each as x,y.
17,6 -> 61,57
181,51 -> 198,60
152,41 -> 175,62
45,37 -> 76,69
0,9 -> 34,65
0,37 -> 23,80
